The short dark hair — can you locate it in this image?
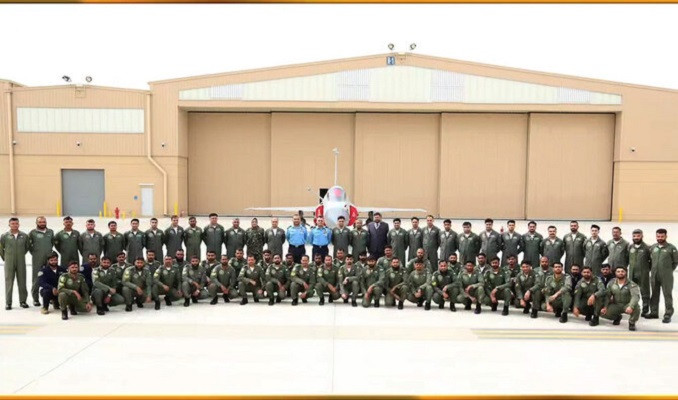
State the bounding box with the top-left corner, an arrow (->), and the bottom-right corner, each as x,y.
48,253 -> 59,260
601,263 -> 611,269
411,217 -> 419,222
86,219 -> 95,223
262,249 -> 271,255
359,251 -> 367,256
9,217 -> 18,223
490,257 -> 500,263
657,228 -> 668,234
548,225 -> 557,230
191,255 -> 200,260
88,253 -> 98,258
591,224 -> 600,230
612,226 -> 621,231
393,218 -> 401,223
528,221 -> 537,226
117,252 -> 126,257
68,261 -> 78,267
484,218 -> 493,224
108,221 -> 117,227
146,250 -> 155,255
581,265 -> 592,271
209,213 -> 218,218
374,212 -> 382,217
478,252 -> 486,258
337,216 -> 345,220
135,257 -> 145,262
206,250 -> 216,255
101,256 -> 111,262
462,221 -> 471,227
367,255 -> 377,261
301,255 -> 310,260
571,264 -> 581,269
131,218 -> 139,223
553,262 -> 563,268
63,216 -> 73,221
345,254 -> 354,259
507,220 -> 515,225
444,219 -> 451,224
570,220 -> 578,224
465,261 -> 475,266
189,216 -> 196,221
384,245 -> 393,250
171,215 -> 179,219
439,260 -> 447,265
520,261 -> 532,266
150,217 -> 158,222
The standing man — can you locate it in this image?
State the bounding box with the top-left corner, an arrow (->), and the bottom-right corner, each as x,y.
438,219 -> 458,267
648,228 -> 678,323
203,213 -> 225,259
601,266 -> 641,331
183,216 -> 203,261
458,222 -> 481,265
103,221 -> 125,262
563,220 -> 586,273
387,218 -> 409,267
79,219 -> 103,261
124,219 -> 146,264
145,217 -> 165,261
350,219 -> 369,260
53,216 -> 80,268
308,217 -> 332,261
367,212 -> 389,259
500,220 -> 522,267
1,218 -> 30,309
286,214 -> 308,263
607,227 -> 630,270
479,218 -> 501,263
541,226 -> 564,266
521,221 -> 543,269
225,218 -> 246,258
28,216 -> 55,307
57,261 -> 92,320
245,217 -> 266,262
265,217 -> 286,258
407,217 -> 424,261
164,215 -> 184,261
628,229 -> 652,317
331,216 -> 351,258
584,224 -> 609,276
422,215 -> 440,267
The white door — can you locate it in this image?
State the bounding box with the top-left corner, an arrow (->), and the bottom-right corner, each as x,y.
141,186 -> 154,216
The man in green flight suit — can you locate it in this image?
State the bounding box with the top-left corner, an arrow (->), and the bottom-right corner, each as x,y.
245,217 -> 266,262
203,213 -> 225,259
1,217 -> 30,309
91,256 -> 125,315
431,260 -> 456,311
482,256 -> 512,315
290,255 -> 316,305
542,262 -> 572,323
57,261 -> 92,320
454,261 -> 485,314
529,256 -> 553,318
265,254 -> 290,305
407,217 -> 423,262
184,216 -> 203,261
514,261 -> 536,314
103,221 -> 125,262
584,224 -> 609,276
500,220 -> 522,267
406,260 -> 433,310
383,258 -> 407,310
208,254 -> 237,305
573,265 -> 606,326
563,220 -> 586,274
360,256 -> 383,308
79,219 -> 103,260
387,218 -> 409,267
316,255 -> 340,305
153,255 -> 184,309
607,226 -> 630,270
350,219 -> 369,259
422,215 -> 440,267
628,229 -> 652,316
541,226 -> 564,267
458,222 -> 481,265
338,254 -> 360,307
182,255 -> 209,306
124,219 -> 146,264
521,221 -> 543,268
225,218 -> 246,258
122,257 -> 153,312
28,216 -> 55,307
54,216 -> 80,268
164,215 -> 184,260
648,228 -> 678,323
145,217 -> 165,260
332,216 -> 351,258
238,255 -> 265,305
601,265 -> 641,331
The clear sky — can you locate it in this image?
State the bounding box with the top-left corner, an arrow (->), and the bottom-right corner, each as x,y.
2,4 -> 677,90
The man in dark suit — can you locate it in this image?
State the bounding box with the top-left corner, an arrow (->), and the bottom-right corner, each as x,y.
367,212 -> 389,259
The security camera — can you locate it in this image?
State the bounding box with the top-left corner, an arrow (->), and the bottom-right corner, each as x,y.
161,142 -> 166,148
388,43 -> 394,51
409,43 -> 417,50
62,75 -> 71,82
85,76 -> 92,83
76,141 -> 81,147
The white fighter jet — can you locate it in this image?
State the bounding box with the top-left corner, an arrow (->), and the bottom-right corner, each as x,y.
246,149 -> 426,228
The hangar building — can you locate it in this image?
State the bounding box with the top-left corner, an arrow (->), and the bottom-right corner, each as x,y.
1,53 -> 677,220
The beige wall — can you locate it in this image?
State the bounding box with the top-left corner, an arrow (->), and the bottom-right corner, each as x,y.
187,113 -> 271,215
270,113 -> 354,208
12,155 -> 161,215
354,113 -> 439,215
613,162 -> 678,221
440,113 -> 527,219
0,83 -> 10,214
526,113 -> 615,220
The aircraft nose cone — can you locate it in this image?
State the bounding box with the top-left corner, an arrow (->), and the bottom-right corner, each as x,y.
323,206 -> 347,229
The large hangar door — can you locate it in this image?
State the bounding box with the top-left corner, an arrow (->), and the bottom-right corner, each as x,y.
270,113 -> 354,207
187,113 -> 271,215
62,169 -> 105,216
440,113 -> 528,219
354,113 -> 438,215
526,113 -> 615,220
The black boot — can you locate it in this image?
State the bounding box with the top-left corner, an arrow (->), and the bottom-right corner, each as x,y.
165,297 -> 172,306
343,298 -> 348,303
351,299 -> 358,307
69,305 -> 78,315
645,313 -> 659,319
240,297 -> 248,305
464,299 -> 472,310
502,305 -> 509,316
136,299 -> 144,308
61,309 -> 69,320
523,303 -> 531,314
474,303 -> 481,314
450,302 -> 456,312
292,298 -> 298,306
559,312 -> 568,323
585,314 -> 592,321
530,308 -> 538,318
97,306 -> 105,316
438,301 -> 445,309
301,297 -> 308,303
223,294 -> 230,303
374,297 -> 380,308
319,296 -> 325,306
613,316 -> 622,325
328,296 -> 333,303
102,304 -> 110,312
184,298 -> 190,307
589,315 -> 599,326
191,296 -> 198,304
629,322 -> 637,331
663,316 -> 672,323
210,297 -> 218,305
125,305 -> 133,312
155,300 -> 161,310
641,305 -> 650,317
276,296 -> 282,303
424,302 -> 431,310
555,308 -> 562,318
268,298 -> 274,306
491,303 -> 498,312
397,300 -> 404,310
253,296 -> 260,303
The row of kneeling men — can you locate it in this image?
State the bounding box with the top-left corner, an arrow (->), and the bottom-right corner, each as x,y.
38,247 -> 645,331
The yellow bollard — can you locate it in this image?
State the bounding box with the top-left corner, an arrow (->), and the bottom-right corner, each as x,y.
56,201 -> 61,217
103,202 -> 108,218
618,208 -> 623,223
99,210 -> 102,218
131,211 -> 136,218
121,211 -> 126,219
174,202 -> 179,217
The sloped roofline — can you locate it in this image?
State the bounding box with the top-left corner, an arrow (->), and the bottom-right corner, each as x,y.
0,78 -> 25,87
149,52 -> 678,94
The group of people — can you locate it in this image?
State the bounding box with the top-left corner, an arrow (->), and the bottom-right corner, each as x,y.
0,214 -> 676,331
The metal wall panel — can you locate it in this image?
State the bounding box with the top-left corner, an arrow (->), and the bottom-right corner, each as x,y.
17,107 -> 144,133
